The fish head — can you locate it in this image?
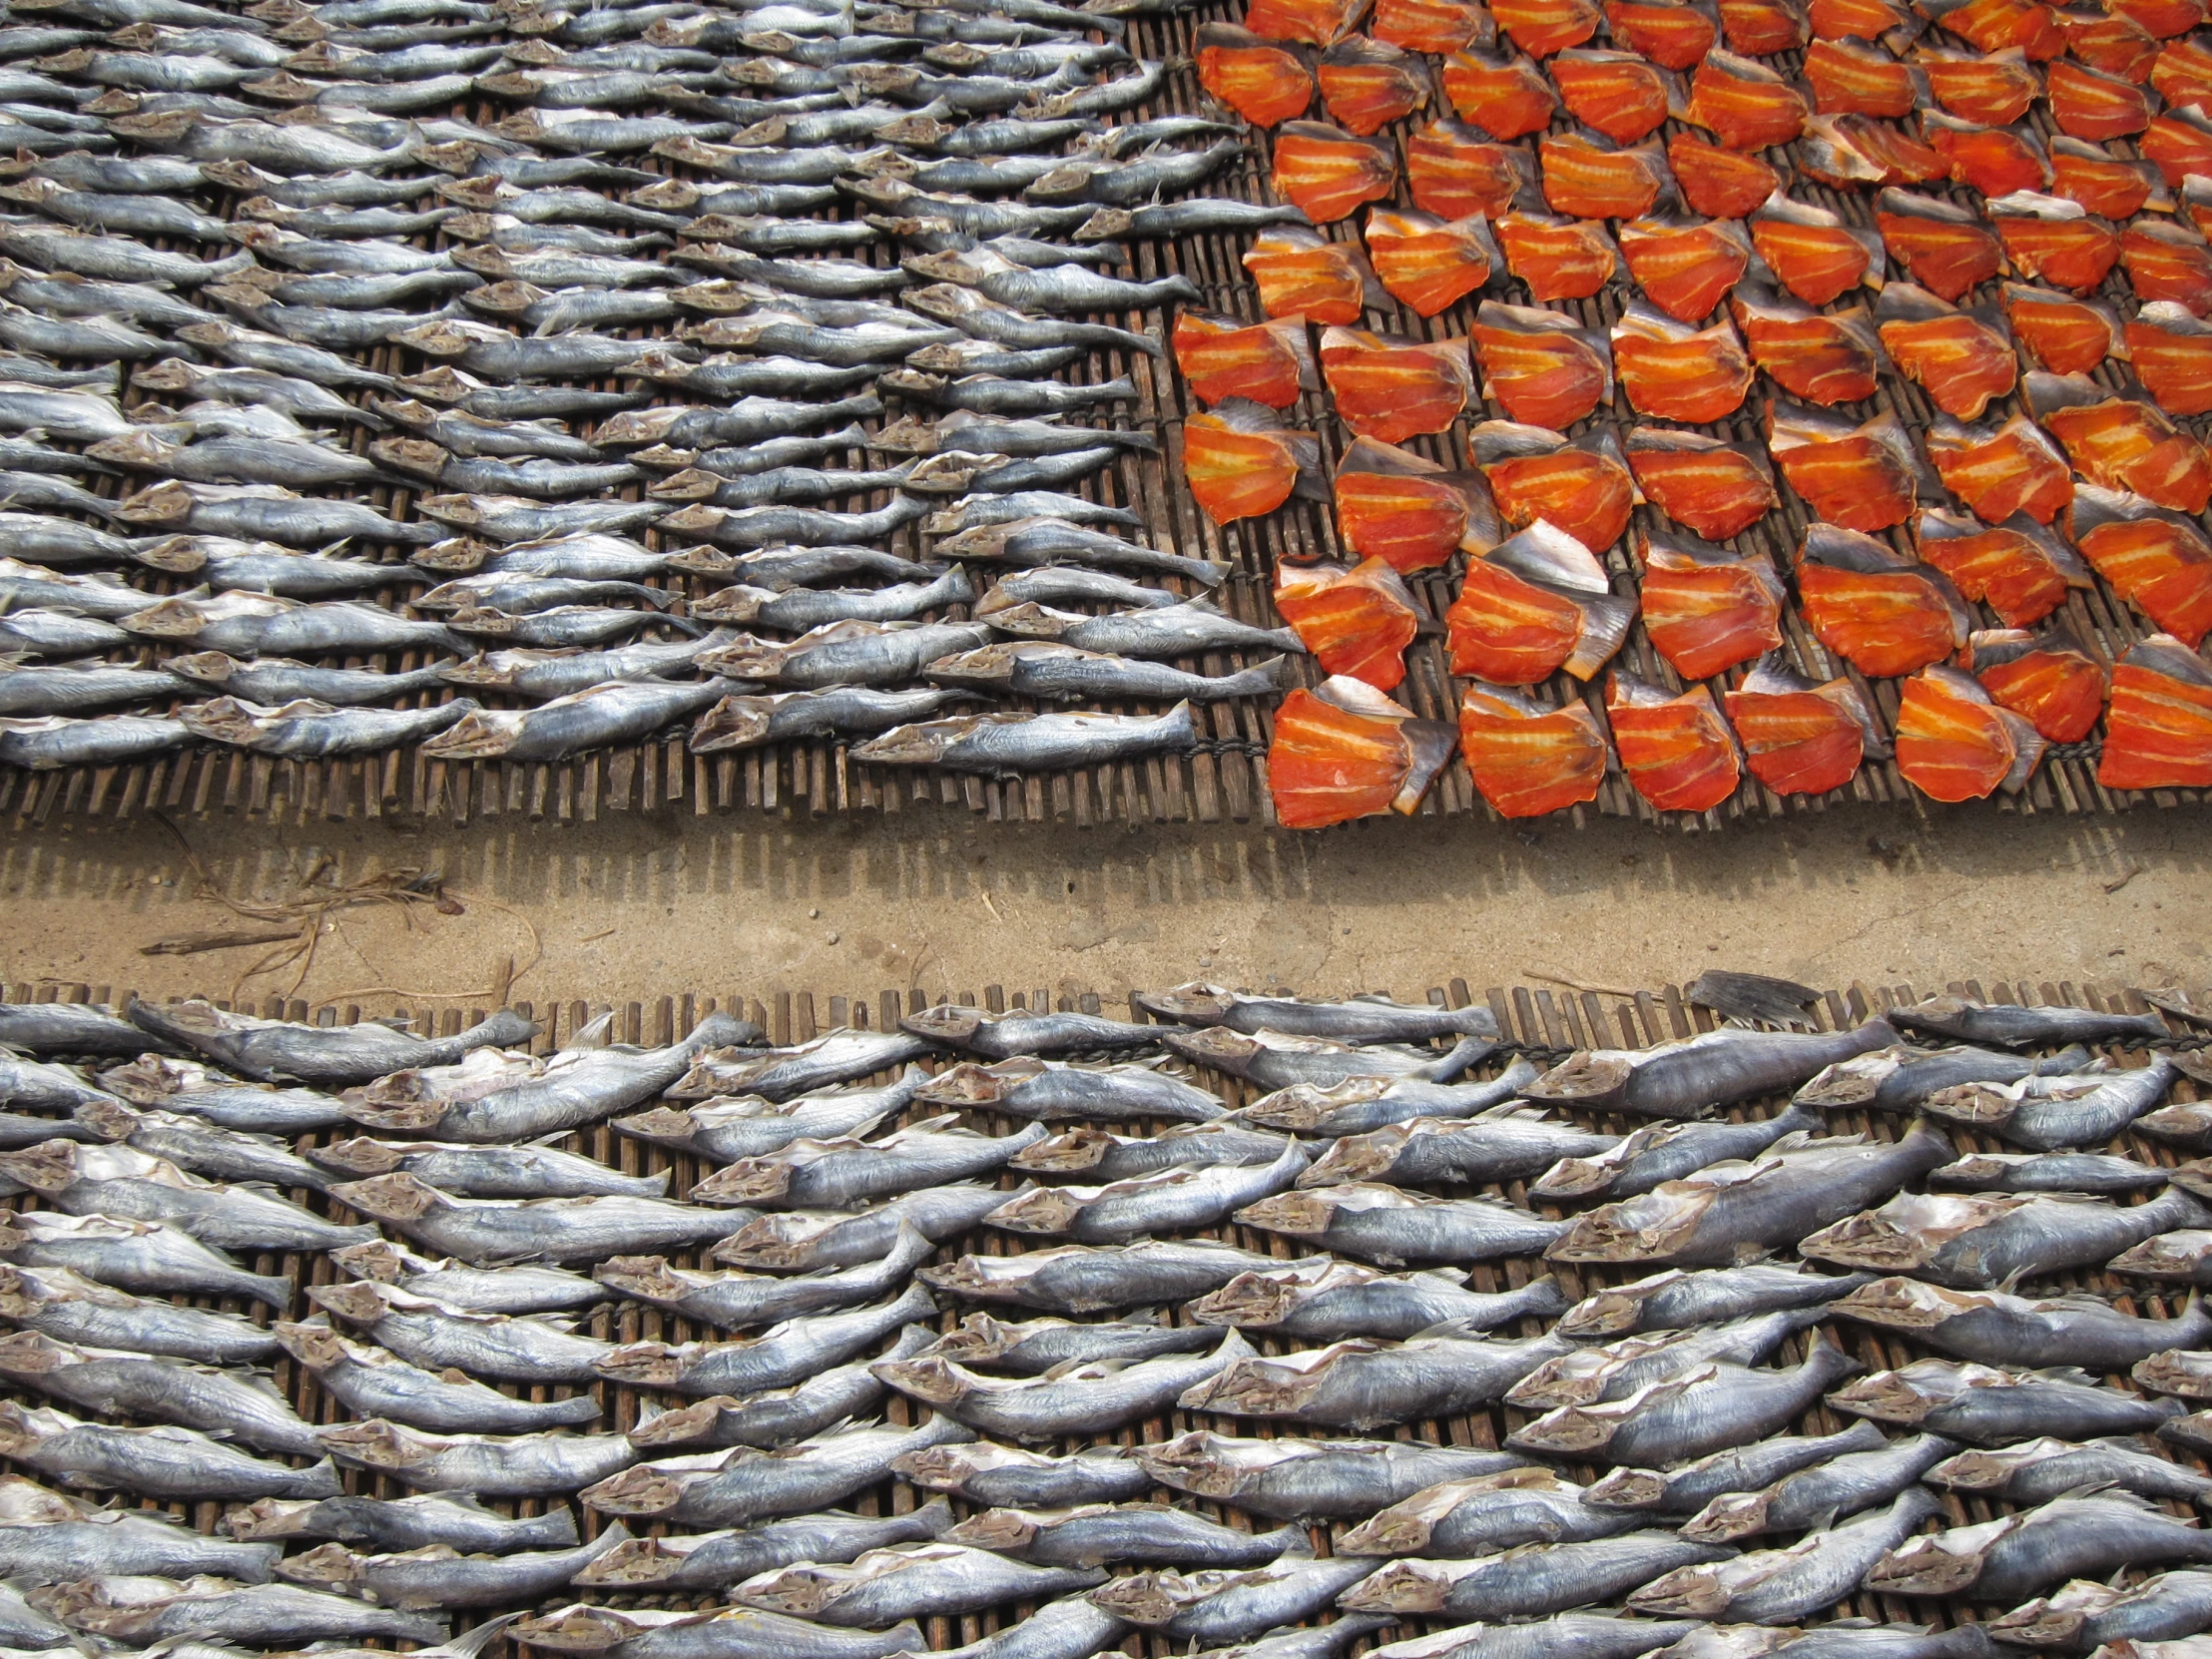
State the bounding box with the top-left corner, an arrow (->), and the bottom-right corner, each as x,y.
511,1605 -> 655,1651
595,1341 -> 696,1388
981,1184 -> 1087,1235
316,1418 -> 428,1470
1863,1527 -> 1990,1598
272,1319 -> 347,1371
1831,1274 -> 1982,1336
2111,1228 -> 2212,1278
623,1396 -> 739,1450
942,1508 -> 1045,1554
593,1256 -> 691,1304
220,1497 -> 320,1541
685,1159 -> 790,1206
308,1281 -> 398,1324
1087,1570 -> 1212,1624
685,695 -> 777,756
919,1313 -> 1032,1365
916,1058 -> 1043,1109
327,1171 -> 447,1223
872,1354 -> 971,1407
1545,1186 -> 1718,1262
326,1240 -> 411,1286
0,1140 -> 81,1196
275,1541 -> 360,1590
1921,1079 -> 2029,1127
571,1532 -> 690,1586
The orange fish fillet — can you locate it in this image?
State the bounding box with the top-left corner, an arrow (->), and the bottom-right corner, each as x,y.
1196,25 -> 1316,126
1334,434 -> 1504,572
1612,302 -> 1754,423
1247,0 -> 1369,46
2112,0 -> 2205,38
2068,483 -> 2212,645
1875,188 -> 2006,298
1804,38 -> 1925,116
1275,556 -> 1423,690
1967,627 -> 2107,743
1608,674 -> 1744,812
1458,684 -> 1612,817
1365,208 -> 1498,315
1719,0 -> 1812,52
2128,301 -> 2212,416
2050,140 -> 2160,218
1636,526 -> 1788,678
1800,112 -> 1949,186
1496,211 -> 1622,300
1606,0 -> 1719,68
2097,634 -> 2212,790
1619,216 -> 1753,321
1926,116 -> 2053,196
2027,372 -> 2212,515
1551,50 -> 1679,142
2153,33 -> 2212,105
1796,522 -> 1972,679
2064,10 -> 2159,77
1811,0 -> 1912,36
1925,407 -> 2075,525
1272,121 -> 1399,223
2122,220 -> 2212,314
1269,678 -> 1457,828
1734,285 -> 1883,405
1726,658 -> 1886,795
1540,130 -> 1673,220
1876,283 -> 2018,420
1915,504 -> 2090,627
1405,118 -> 1538,219
1471,299 -> 1615,428
1750,196 -> 1882,306
1446,520 -> 1636,683
1668,131 -> 1783,216
1441,47 -> 1561,138
1471,421 -> 1636,553
1626,427 -> 1780,541
1686,50 -> 1813,148
1373,0 -> 1488,53
1244,225 -> 1375,324
1993,202 -> 2121,294
2047,58 -> 2157,136
2140,108 -> 2212,183
1768,403 -> 1922,531
1895,665 -> 2045,801
1319,325 -> 1474,443
1318,36 -> 1430,134
1488,0 -> 1603,53
1918,45 -> 2042,123
1926,0 -> 2061,55
1174,312 -> 1319,409
1184,400 -> 1322,526
2002,279 -> 2121,375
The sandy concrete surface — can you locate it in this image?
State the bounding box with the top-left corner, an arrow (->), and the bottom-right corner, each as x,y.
2,802 -> 2204,1010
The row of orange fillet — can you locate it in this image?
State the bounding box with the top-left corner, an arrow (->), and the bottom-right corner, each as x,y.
1266,636 -> 2209,825
1169,0 -> 2212,825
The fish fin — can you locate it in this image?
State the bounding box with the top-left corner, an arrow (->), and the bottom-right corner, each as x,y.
436,1615 -> 526,1659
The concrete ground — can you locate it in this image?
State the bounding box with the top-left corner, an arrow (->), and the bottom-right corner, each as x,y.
1,802 -> 2204,1010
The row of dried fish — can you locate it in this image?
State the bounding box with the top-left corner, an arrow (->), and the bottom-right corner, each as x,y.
0,0 -> 1313,786
0,982 -> 2204,1659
